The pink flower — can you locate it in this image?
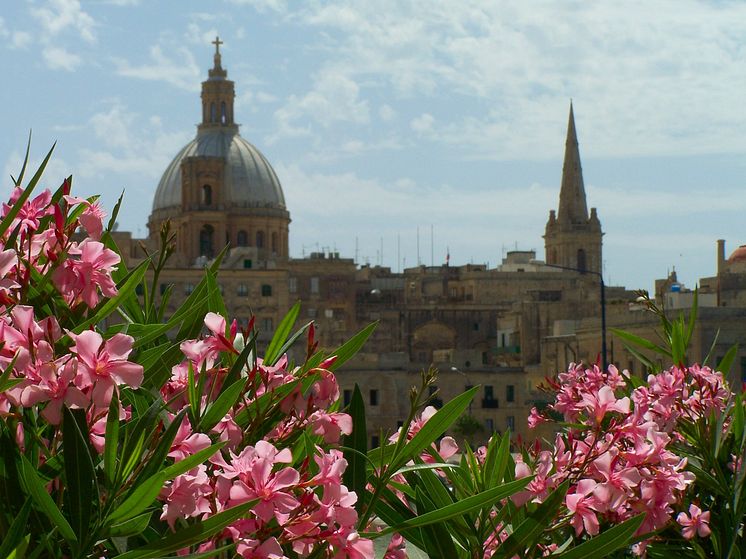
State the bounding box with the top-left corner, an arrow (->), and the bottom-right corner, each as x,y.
566,479 -> 600,536
54,239 -> 119,308
169,418 -> 211,460
677,504 -> 711,540
160,465 -> 213,528
64,195 -> 106,240
309,411 -> 353,443
70,331 -> 143,408
581,385 -> 630,423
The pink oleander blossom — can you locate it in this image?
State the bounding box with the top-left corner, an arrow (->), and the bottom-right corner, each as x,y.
677,504 -> 711,540
54,239 -> 119,308
69,330 -> 143,408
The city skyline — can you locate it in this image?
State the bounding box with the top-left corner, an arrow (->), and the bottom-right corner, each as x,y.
3,1 -> 746,291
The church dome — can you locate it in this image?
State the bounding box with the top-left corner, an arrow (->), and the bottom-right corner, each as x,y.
152,129 -> 286,212
727,245 -> 746,264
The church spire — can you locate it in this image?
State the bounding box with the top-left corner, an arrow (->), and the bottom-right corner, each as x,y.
199,36 -> 236,132
557,102 -> 588,225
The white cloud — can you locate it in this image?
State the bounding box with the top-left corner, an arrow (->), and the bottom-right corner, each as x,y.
12,31 -> 31,49
227,0 -> 288,13
379,104 -> 396,122
31,0 -> 96,43
114,43 -> 201,91
42,46 -> 81,71
410,113 -> 434,135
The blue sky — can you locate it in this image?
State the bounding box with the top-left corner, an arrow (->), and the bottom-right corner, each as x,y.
2,1 -> 746,292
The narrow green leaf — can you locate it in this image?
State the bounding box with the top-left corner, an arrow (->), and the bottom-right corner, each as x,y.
107,511 -> 153,537
264,301 -> 301,366
199,379 -> 245,431
554,514 -> 645,559
718,344 -> 739,376
380,477 -> 532,535
271,320 -> 313,367
138,410 -> 187,484
5,535 -> 29,559
414,486 -> 459,558
19,455 -> 77,544
105,391 -> 121,486
12,131 -> 32,187
391,387 -> 478,473
343,384 -> 368,515
62,406 -> 98,542
326,322 -> 377,371
0,499 -> 32,558
611,328 -> 671,358
113,501 -> 256,559
491,481 -> 568,558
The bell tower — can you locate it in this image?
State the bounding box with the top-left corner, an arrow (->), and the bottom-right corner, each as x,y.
544,103 -> 603,274
199,36 -> 237,132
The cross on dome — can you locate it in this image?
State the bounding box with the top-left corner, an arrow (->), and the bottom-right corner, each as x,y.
212,36 -> 223,56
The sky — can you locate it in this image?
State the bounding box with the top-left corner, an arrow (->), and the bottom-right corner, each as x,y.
2,1 -> 746,292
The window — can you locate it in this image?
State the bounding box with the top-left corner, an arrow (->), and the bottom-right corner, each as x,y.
261,318 -> 273,331
243,259 -> 252,269
369,389 -> 379,406
261,284 -> 272,297
371,435 -> 380,449
485,418 -> 494,432
210,102 -> 216,123
577,249 -> 587,272
308,308 -> 317,318
237,284 -> 248,296
160,283 -> 168,295
506,385 -> 515,403
237,230 -> 248,247
343,389 -> 352,407
202,184 -> 212,205
506,415 -> 515,431
741,356 -> 746,383
324,309 -> 334,319
256,231 -> 265,249
310,277 -> 320,294
184,283 -> 195,295
220,102 -> 227,124
473,322 -> 480,331
135,284 -> 144,296
199,225 -> 214,258
289,277 -> 298,293
271,232 -> 278,253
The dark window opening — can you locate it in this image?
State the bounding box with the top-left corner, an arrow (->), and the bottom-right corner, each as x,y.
577,248 -> 587,272
256,231 -> 265,249
237,230 -> 248,246
343,389 -> 352,407
261,284 -> 272,297
243,259 -> 252,269
199,225 -> 214,258
369,389 -> 379,406
220,102 -> 227,124
506,384 -> 515,403
202,184 -> 212,205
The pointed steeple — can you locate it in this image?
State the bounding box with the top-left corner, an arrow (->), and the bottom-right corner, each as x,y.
557,102 -> 588,225
199,36 -> 237,132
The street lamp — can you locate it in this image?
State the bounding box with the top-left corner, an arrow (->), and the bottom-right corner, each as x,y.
543,263 -> 607,371
451,366 -> 473,414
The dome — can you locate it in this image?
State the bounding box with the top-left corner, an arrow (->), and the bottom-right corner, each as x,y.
728,245 -> 746,264
152,129 -> 286,212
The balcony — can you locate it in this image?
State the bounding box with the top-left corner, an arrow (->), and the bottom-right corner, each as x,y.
495,345 -> 521,355
482,398 -> 499,409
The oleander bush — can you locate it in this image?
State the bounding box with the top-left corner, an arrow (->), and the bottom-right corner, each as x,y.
0,144 -> 708,558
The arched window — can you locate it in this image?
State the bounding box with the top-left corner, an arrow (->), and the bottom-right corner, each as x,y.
202,184 -> 212,206
200,225 -> 214,258
210,103 -> 216,123
271,232 -> 277,253
220,102 -> 227,124
237,230 -> 248,247
256,231 -> 265,249
577,248 -> 587,272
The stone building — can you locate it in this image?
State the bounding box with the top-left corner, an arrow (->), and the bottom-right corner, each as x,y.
117,41 -> 649,447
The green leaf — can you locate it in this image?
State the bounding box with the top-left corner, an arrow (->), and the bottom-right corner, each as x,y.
380,477 -> 531,536
113,501 -> 256,559
491,481 -> 568,558
264,301 -> 300,366
4,535 -> 29,559
343,384 -> 368,515
19,454 -> 77,544
137,410 -> 187,484
62,406 -> 98,543
390,386 -> 478,473
0,143 -> 55,239
104,391 -> 121,486
554,514 -> 645,559
413,486 -> 459,559
12,132 -> 32,187
200,378 -> 245,431
326,322 -> 377,371
107,511 -> 153,537
718,344 -> 739,376
0,499 -> 32,559
611,328 -> 671,358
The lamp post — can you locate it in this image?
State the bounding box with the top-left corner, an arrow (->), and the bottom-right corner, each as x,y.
543,263 -> 607,371
451,366 -> 473,414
